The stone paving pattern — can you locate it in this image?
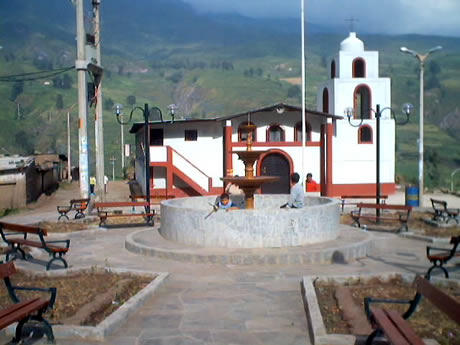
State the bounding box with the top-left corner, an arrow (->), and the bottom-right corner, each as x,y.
0,182 -> 459,345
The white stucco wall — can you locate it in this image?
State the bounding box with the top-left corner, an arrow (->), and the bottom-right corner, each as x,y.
149,121 -> 225,189
338,51 -> 379,78
332,120 -> 395,184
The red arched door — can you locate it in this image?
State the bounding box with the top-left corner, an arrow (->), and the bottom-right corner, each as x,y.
260,153 -> 290,194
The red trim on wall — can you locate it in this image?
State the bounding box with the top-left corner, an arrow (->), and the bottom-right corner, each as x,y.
353,84 -> 372,119
256,149 -> 294,176
294,121 -> 312,142
352,57 -> 366,78
266,123 -> 285,142
330,183 -> 396,197
232,141 -> 320,147
322,88 -> 329,113
325,123 -> 333,196
358,125 -> 373,144
331,60 -> 336,79
166,147 -> 174,196
224,125 -> 233,176
320,124 -> 326,196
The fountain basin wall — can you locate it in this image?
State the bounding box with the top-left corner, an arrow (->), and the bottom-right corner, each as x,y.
160,195 -> 340,248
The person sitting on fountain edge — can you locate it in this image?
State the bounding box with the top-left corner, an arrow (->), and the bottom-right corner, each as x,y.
217,193 -> 239,211
281,172 -> 304,209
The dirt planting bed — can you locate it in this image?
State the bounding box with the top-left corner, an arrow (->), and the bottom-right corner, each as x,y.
0,269 -> 154,326
341,211 -> 460,237
315,276 -> 460,345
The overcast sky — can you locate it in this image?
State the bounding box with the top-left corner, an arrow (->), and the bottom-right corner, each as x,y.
182,0 -> 460,37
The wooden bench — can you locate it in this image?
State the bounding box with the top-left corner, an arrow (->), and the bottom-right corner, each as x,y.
364,275 -> 460,345
94,201 -> 155,227
430,198 -> 459,224
340,195 -> 388,212
351,203 -> 412,232
0,262 -> 57,343
0,222 -> 70,270
426,236 -> 460,279
56,198 -> 90,221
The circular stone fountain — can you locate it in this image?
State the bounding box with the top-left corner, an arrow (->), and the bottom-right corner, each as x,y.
160,194 -> 340,248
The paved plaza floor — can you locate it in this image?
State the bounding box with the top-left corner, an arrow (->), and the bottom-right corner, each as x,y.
0,182 -> 458,345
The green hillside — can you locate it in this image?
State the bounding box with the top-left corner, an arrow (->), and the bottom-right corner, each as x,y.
0,1 -> 459,190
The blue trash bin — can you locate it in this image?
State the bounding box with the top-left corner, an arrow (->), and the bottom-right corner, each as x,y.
405,186 -> 419,207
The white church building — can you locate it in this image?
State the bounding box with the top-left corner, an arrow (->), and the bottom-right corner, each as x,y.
129,32 -> 397,198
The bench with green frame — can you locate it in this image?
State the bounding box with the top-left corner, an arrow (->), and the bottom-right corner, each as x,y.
95,201 -> 155,227
351,203 -> 412,232
365,275 -> 460,345
0,222 -> 70,270
0,262 -> 57,344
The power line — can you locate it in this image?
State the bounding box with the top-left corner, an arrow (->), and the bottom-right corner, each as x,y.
0,66 -> 75,82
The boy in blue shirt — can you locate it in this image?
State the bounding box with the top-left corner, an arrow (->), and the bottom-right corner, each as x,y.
217,193 -> 239,211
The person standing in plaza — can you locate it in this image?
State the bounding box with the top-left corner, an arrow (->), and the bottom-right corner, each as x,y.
90,176 -> 96,195
306,173 -> 320,192
104,175 -> 108,193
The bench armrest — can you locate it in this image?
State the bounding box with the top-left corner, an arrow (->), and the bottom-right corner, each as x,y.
426,246 -> 452,257
10,286 -> 57,309
364,297 -> 413,320
45,239 -> 71,249
2,232 -> 27,240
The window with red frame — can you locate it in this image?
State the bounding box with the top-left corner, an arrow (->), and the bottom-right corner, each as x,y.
267,124 -> 285,142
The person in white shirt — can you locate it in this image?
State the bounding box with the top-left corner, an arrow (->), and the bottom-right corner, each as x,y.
281,172 -> 304,209
104,175 -> 109,193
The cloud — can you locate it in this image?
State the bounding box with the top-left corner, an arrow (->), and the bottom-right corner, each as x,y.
182,0 -> 460,36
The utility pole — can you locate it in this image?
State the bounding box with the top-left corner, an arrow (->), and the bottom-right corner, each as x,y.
67,112 -> 71,182
110,156 -> 116,181
120,115 -> 125,176
93,0 -> 105,198
75,0 -> 90,198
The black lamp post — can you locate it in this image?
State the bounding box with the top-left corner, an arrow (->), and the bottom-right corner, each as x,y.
345,103 -> 413,221
114,103 -> 169,217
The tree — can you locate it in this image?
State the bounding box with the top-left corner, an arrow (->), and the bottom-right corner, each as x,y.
428,61 -> 441,75
56,94 -> 64,109
62,74 -> 73,89
10,81 -> 24,101
15,130 -> 34,154
104,97 -> 114,111
126,95 -> 136,106
287,85 -> 301,98
166,72 -> 183,84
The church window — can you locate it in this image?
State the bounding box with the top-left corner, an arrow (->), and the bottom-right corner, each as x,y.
322,88 -> 329,113
238,122 -> 256,142
331,60 -> 336,78
354,85 -> 372,119
295,122 -> 312,142
267,124 -> 285,142
184,130 -> 198,141
358,125 -> 373,144
353,58 -> 366,78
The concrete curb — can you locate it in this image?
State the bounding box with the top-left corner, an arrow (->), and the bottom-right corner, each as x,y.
5,266 -> 169,341
300,272 -> 457,345
125,227 -> 375,265
399,232 -> 451,243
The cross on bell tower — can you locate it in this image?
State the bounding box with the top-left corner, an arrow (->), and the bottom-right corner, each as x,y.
345,16 -> 359,32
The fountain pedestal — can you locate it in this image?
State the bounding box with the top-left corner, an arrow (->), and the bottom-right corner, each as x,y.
222,124 -> 279,209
